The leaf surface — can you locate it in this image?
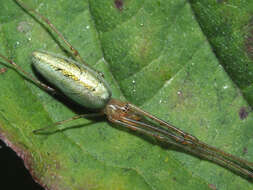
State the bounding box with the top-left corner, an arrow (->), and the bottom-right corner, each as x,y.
0,0 -> 253,190
190,0 -> 253,107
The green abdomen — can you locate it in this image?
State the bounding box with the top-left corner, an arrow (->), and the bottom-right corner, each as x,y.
32,51 -> 111,109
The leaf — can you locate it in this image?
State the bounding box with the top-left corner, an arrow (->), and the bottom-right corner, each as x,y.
189,0 -> 253,107
0,0 -> 253,190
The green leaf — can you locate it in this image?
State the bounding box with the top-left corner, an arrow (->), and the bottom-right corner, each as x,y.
0,0 -> 253,189
189,0 -> 253,107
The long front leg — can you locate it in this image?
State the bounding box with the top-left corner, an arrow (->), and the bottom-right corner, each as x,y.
110,116 -> 253,179
128,103 -> 253,170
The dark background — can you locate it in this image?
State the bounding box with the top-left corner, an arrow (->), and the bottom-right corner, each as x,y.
0,139 -> 44,190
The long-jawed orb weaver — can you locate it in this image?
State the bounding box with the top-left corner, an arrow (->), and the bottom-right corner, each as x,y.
0,0 -> 253,181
